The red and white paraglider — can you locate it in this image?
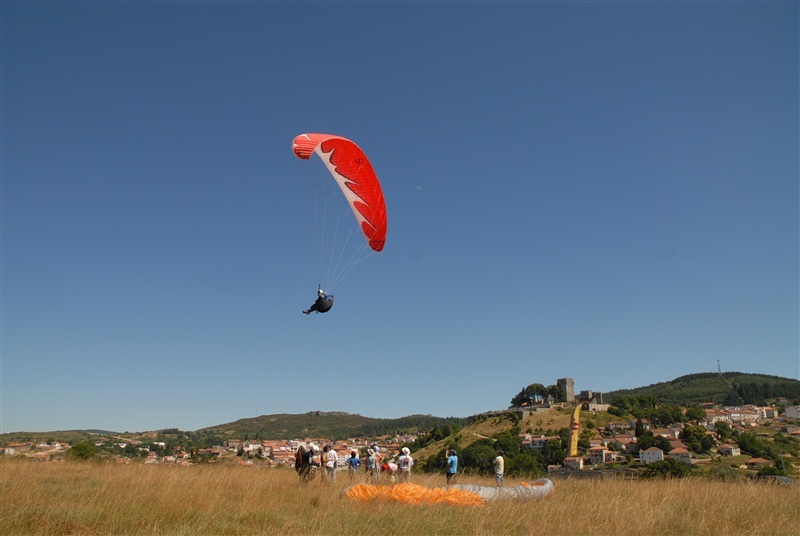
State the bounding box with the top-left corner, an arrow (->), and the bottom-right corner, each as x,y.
293,133 -> 388,314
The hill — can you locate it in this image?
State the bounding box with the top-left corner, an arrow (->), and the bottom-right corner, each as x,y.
410,407 -> 577,463
0,414 -> 468,449
604,372 -> 800,406
198,412 -> 468,440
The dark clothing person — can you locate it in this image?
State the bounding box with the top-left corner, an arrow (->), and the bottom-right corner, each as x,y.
295,445 -> 314,482
303,290 -> 334,315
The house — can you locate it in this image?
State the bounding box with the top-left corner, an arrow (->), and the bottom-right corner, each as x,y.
564,456 -> 584,470
738,409 -> 761,423
610,434 -> 639,454
588,446 -> 615,465
605,422 -> 631,434
718,443 -> 740,456
668,447 -> 692,465
4,442 -> 32,456
527,435 -> 560,449
726,408 -> 760,424
785,406 -> 800,420
640,447 -> 664,465
746,457 -> 772,469
652,427 -> 681,439
705,409 -> 732,423
668,439 -> 688,451
242,441 -> 261,454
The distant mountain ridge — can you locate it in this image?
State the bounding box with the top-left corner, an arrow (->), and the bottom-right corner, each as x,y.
197,412 -> 468,441
604,372 -> 800,407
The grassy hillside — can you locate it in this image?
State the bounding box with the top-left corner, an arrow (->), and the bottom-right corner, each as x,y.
604,372 -> 800,406
411,408 -> 580,463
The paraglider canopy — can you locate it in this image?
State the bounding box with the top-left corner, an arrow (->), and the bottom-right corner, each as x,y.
293,133 -> 387,252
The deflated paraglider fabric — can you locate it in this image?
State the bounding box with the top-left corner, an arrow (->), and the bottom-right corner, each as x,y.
343,482 -> 484,507
342,479 -> 553,507
449,479 -> 554,501
293,133 -> 387,252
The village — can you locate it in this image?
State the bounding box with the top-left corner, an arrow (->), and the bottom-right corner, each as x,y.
549,400 -> 799,472
4,396 -> 798,479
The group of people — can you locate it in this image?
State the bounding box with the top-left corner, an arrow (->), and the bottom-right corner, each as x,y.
295,443 -> 414,484
294,443 -> 341,482
296,444 -> 505,487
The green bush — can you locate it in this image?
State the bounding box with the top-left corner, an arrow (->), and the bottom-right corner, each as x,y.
67,442 -> 98,461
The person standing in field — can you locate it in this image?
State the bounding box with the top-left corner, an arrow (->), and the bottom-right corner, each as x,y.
381,462 -> 397,484
397,447 -> 414,482
445,449 -> 458,484
366,448 -> 379,483
320,445 -> 330,482
346,450 -> 361,480
325,445 -> 338,483
492,450 -> 505,487
371,443 -> 382,480
295,444 -> 318,483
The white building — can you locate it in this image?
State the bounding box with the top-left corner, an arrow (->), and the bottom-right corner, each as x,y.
639,447 -> 664,465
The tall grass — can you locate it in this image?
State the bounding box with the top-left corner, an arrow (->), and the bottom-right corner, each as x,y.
2,458 -> 797,535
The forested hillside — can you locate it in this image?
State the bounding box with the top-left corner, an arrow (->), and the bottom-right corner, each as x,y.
604,372 -> 800,406
199,412 -> 468,440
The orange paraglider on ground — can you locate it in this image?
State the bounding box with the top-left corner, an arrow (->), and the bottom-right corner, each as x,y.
343,482 -> 485,507
342,479 -> 553,507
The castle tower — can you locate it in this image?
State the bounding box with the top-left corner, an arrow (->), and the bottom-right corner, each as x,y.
557,378 -> 575,403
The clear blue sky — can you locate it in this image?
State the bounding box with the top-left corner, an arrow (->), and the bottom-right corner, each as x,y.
2,1 -> 798,433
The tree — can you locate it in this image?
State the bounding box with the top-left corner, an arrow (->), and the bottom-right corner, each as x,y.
635,418 -> 645,437
756,465 -> 783,477
610,395 -> 632,415
653,435 -> 673,453
541,439 -> 566,467
736,432 -> 766,458
578,432 -> 591,452
422,448 -> 452,473
508,450 -> 545,477
123,443 -> 140,458
650,405 -> 685,426
637,430 -> 655,451
494,430 -> 521,455
715,421 -> 732,442
681,425 -> 711,454
510,383 -> 549,407
642,458 -> 691,479
67,442 -> 98,461
461,440 -> 495,473
685,406 -> 706,422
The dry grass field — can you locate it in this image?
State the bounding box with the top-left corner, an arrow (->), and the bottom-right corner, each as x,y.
2,458 -> 798,535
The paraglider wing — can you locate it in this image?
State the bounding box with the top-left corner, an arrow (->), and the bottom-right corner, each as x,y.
293,133 -> 387,252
